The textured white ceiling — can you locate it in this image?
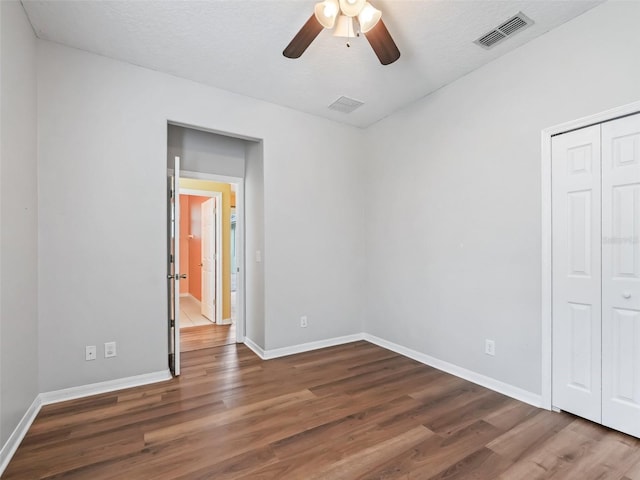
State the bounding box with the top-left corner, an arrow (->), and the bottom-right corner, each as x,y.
22,0 -> 603,128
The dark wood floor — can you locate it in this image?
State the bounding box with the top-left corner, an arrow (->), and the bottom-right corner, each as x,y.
4,341 -> 640,479
180,323 -> 235,352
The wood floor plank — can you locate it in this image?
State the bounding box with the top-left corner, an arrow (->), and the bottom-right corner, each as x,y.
358,420 -> 504,479
4,341 -> 640,480
483,399 -> 540,431
625,457 -> 640,480
427,447 -> 513,480
180,323 -> 235,352
305,425 -> 434,480
487,409 -> 575,462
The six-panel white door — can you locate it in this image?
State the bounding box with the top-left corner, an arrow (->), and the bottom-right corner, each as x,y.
553,112 -> 640,438
552,125 -> 602,423
601,113 -> 640,438
201,197 -> 216,322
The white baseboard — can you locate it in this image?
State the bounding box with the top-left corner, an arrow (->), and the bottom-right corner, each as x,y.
0,370 -> 172,476
243,337 -> 266,359
244,333 -> 365,360
39,370 -> 172,405
218,317 -> 232,326
0,334 -> 543,477
242,333 -> 540,408
363,334 -> 542,408
0,396 -> 42,477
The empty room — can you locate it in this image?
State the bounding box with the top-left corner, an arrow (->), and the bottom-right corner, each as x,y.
1,0 -> 639,478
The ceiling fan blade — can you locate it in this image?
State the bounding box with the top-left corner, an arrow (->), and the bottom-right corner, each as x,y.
364,19 -> 400,65
283,14 -> 324,59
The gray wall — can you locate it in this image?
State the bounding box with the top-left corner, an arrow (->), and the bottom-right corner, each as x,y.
6,0 -> 636,444
0,1 -> 39,444
167,125 -> 246,177
363,1 -> 640,395
36,40 -> 365,391
244,142 -> 265,348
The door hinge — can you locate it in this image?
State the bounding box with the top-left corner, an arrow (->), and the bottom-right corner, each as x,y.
170,254 -> 174,263
170,319 -> 175,328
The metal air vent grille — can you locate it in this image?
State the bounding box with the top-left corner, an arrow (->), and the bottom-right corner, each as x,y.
475,12 -> 534,49
328,96 -> 364,114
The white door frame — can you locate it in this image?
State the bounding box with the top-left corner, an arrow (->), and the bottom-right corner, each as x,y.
540,99 -> 640,410
179,187 -> 223,325
168,157 -> 182,375
182,170 -> 245,343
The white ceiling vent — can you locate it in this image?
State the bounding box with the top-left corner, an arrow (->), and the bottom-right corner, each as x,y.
328,96 -> 364,114
474,12 -> 534,49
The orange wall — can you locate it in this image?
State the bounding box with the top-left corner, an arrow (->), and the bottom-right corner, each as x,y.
179,195 -> 190,294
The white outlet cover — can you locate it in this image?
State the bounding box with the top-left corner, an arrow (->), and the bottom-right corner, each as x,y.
85,345 -> 97,361
105,342 -> 117,358
485,339 -> 495,356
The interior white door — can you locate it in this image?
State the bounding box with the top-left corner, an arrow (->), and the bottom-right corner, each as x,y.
601,112 -> 640,438
552,125 -> 602,423
201,197 -> 216,322
167,156 -> 181,376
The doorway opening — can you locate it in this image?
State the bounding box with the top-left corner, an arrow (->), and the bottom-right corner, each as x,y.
167,121 -> 263,375
177,182 -> 238,351
178,177 -> 239,351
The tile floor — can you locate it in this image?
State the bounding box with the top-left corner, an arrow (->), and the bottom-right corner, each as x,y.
179,295 -> 215,328
179,293 -> 237,329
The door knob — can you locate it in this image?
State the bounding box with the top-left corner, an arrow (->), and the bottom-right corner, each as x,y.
623,291 -> 632,299
167,274 -> 188,280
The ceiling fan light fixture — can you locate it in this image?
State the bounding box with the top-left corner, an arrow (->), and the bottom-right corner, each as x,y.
333,15 -> 355,38
284,0 -> 400,65
358,2 -> 381,33
339,0 -> 366,17
314,0 -> 340,29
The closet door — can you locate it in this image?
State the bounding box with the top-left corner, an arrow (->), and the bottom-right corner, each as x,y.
552,125 -> 602,423
601,112 -> 640,438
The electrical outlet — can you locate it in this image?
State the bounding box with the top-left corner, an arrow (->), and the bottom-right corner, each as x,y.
485,339 -> 496,356
85,345 -> 97,361
300,316 -> 308,328
104,341 -> 117,358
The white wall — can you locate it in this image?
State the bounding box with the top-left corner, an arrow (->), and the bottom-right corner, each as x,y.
0,1 -> 39,444
244,141 -> 265,348
363,1 -> 640,395
263,130 -> 367,349
37,41 -> 365,391
27,0 -> 634,409
167,125 -> 246,177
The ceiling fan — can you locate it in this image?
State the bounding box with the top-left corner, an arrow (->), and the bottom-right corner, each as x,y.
283,0 -> 400,65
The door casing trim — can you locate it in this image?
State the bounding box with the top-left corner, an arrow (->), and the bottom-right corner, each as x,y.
182,170 -> 245,343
